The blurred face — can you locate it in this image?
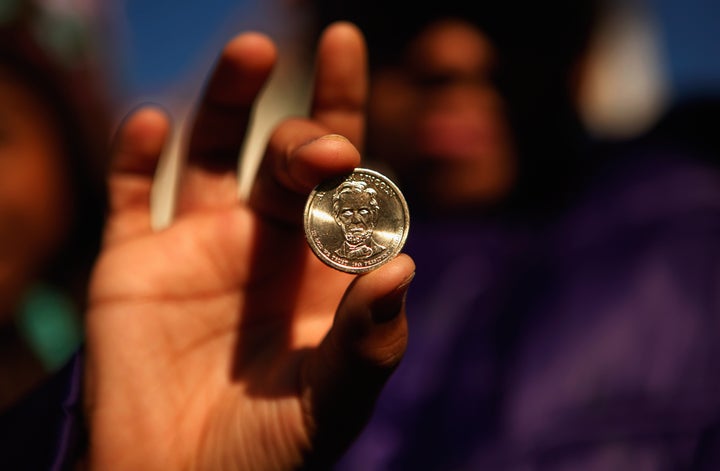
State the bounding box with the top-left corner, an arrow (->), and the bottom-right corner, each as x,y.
0,66 -> 71,317
366,19 -> 516,212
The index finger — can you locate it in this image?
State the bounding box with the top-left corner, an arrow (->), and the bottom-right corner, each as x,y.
310,22 -> 368,150
246,22 -> 367,225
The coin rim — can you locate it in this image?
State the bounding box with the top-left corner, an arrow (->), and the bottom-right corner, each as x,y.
303,167 -> 410,274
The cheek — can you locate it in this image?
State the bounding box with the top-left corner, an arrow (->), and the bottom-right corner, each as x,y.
369,87 -> 410,130
27,147 -> 71,246
367,75 -> 418,157
0,139 -> 71,263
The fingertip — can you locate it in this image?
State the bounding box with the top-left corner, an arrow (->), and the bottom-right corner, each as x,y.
223,31 -> 277,72
117,105 -> 171,156
373,253 -> 416,285
319,21 -> 366,68
287,133 -> 361,191
202,32 -> 278,107
125,105 -> 171,135
322,20 -> 366,45
365,255 -> 415,323
111,104 -> 171,180
359,254 -> 416,302
335,254 -> 415,354
119,103 -> 169,131
132,104 -> 171,124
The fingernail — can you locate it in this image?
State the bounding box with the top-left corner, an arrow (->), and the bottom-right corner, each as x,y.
297,133 -> 349,151
371,272 -> 415,324
320,133 -> 350,143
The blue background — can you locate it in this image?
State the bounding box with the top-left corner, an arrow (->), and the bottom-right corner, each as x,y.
116,0 -> 720,111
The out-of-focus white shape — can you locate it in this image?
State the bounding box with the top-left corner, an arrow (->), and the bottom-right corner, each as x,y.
151,112 -> 186,230
149,0 -> 316,228
39,0 -> 99,17
578,0 -> 669,139
236,3 -> 315,200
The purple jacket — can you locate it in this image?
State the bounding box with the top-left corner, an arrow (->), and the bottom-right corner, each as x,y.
0,350 -> 84,470
335,144 -> 720,470
3,143 -> 720,470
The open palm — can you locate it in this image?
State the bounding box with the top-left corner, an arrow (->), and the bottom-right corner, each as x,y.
84,23 -> 414,471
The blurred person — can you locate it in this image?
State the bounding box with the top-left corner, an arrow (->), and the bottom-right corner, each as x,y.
1,20 -> 417,471
307,1 -> 720,469
0,1 -> 108,410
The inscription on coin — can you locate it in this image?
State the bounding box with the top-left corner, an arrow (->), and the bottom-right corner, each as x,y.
304,168 -> 410,274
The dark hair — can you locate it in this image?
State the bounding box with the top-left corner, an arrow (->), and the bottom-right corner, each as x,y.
310,0 -> 605,216
0,7 -> 109,308
309,1 -> 600,72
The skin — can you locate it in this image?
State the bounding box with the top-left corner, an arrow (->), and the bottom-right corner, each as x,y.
366,19 -> 517,212
84,22 -> 415,470
0,67 -> 72,321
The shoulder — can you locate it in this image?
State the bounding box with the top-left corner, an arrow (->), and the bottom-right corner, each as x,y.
0,349 -> 85,470
545,139 -> 720,258
500,142 -> 720,456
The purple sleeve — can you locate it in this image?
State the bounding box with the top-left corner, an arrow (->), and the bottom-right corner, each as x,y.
0,348 -> 85,470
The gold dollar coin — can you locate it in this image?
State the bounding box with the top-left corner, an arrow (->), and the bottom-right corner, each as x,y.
304,168 -> 410,274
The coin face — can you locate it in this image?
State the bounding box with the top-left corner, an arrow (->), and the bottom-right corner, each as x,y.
304,168 -> 410,274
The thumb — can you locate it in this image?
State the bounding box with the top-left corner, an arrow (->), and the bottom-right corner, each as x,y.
300,254 -> 415,466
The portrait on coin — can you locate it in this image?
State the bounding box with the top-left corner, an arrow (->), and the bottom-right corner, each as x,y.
332,180 -> 387,260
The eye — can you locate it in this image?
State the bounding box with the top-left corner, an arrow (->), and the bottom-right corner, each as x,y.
359,209 -> 370,216
342,210 -> 353,218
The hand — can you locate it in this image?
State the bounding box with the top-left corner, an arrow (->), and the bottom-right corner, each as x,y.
84,22 -> 415,470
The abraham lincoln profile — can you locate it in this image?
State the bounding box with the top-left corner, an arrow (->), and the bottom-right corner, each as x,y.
332,180 -> 387,260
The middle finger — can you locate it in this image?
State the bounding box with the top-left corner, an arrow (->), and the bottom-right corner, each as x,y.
177,32 -> 277,214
